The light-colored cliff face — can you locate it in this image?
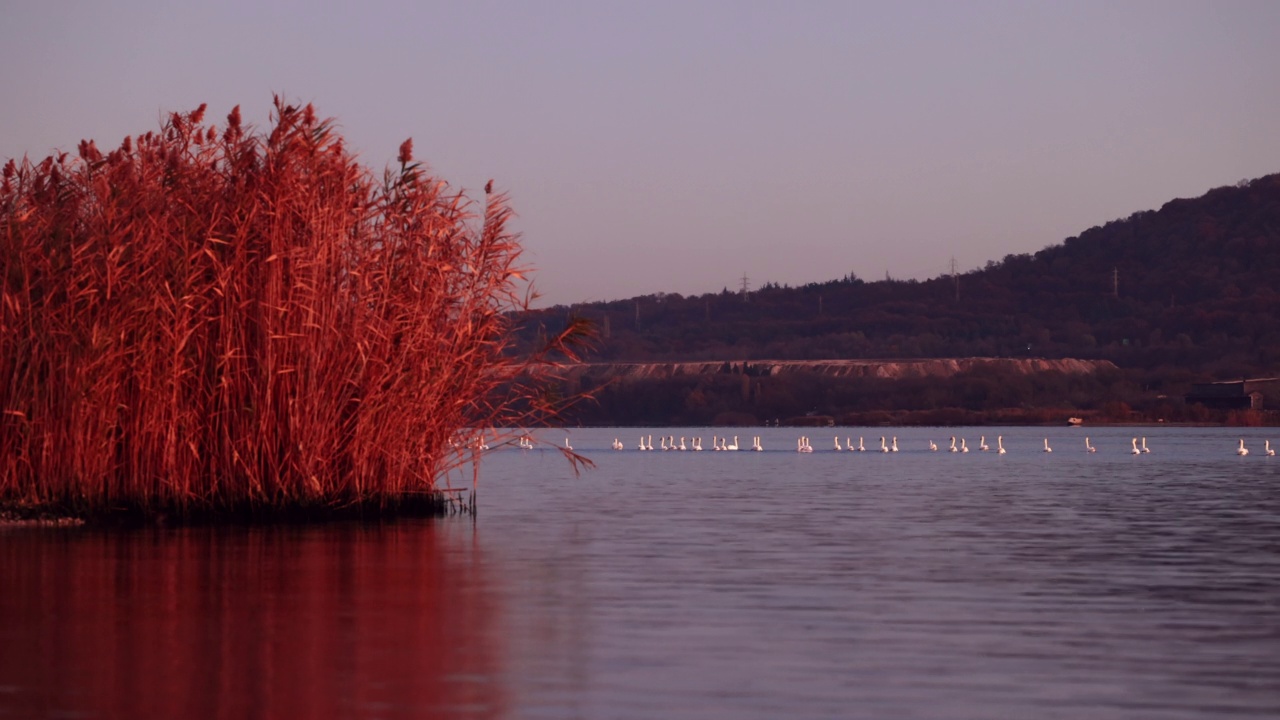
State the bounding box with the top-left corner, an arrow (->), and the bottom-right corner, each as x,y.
560,358 -> 1116,382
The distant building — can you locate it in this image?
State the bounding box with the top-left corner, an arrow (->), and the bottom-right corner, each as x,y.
1185,378 -> 1280,410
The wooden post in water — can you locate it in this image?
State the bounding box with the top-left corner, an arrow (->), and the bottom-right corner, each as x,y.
471,446 -> 479,516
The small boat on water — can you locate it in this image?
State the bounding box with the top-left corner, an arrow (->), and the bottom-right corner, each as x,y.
1067,417 -> 1083,426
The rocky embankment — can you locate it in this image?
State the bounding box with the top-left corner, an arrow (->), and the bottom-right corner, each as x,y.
560,357 -> 1115,382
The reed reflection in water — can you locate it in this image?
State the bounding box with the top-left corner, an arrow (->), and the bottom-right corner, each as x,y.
5,426 -> 1280,719
0,521 -> 500,719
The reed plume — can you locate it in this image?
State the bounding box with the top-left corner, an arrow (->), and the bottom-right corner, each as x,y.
1,98 -> 590,522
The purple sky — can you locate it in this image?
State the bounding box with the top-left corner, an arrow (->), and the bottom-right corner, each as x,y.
4,1 -> 1279,307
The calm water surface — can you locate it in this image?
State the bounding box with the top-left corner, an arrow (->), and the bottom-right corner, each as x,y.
3,426 -> 1279,719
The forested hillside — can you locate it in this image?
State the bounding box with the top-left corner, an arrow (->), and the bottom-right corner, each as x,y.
516,174 -> 1280,425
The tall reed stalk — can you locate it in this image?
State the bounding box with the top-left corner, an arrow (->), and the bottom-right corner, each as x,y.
1,99 -> 590,521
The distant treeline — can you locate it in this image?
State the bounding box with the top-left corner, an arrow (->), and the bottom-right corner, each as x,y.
560,363 -> 1271,427
518,173 -> 1280,425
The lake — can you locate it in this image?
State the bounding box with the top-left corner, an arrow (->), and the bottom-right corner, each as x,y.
3,426 -> 1279,719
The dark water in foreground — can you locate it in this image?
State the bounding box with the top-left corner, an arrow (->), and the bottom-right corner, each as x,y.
3,426 -> 1280,719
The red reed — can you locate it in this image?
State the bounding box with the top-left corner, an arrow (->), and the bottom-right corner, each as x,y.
1,99 -> 591,522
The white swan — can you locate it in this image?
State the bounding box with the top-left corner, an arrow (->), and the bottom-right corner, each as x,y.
564,437 -> 573,451
997,435 -> 1006,455
834,437 -> 843,452
891,437 -> 899,453
646,435 -> 654,451
679,437 -> 687,451
660,436 -> 668,451
846,437 -> 854,451
1141,437 -> 1151,454
879,436 -> 888,453
727,436 -> 739,451
960,438 -> 969,453
798,436 -> 813,453
1237,439 -> 1249,456
979,436 -> 989,452
612,438 -> 624,450
857,437 -> 865,452
949,436 -> 958,453
1085,437 -> 1096,453
1131,438 -> 1141,455
638,436 -> 647,451
753,435 -> 763,451
1267,440 -> 1275,457
1043,438 -> 1052,453
928,440 -> 937,452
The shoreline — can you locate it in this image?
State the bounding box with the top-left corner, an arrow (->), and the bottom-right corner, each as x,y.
0,509 -> 85,529
564,420 -> 1278,429
0,491 -> 468,529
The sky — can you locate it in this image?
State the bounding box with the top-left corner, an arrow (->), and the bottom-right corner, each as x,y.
3,1 -> 1280,307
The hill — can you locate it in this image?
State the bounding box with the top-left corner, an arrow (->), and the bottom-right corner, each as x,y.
517,174 -> 1280,425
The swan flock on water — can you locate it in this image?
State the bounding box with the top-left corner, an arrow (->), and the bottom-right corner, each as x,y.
502,434 -> 1278,456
